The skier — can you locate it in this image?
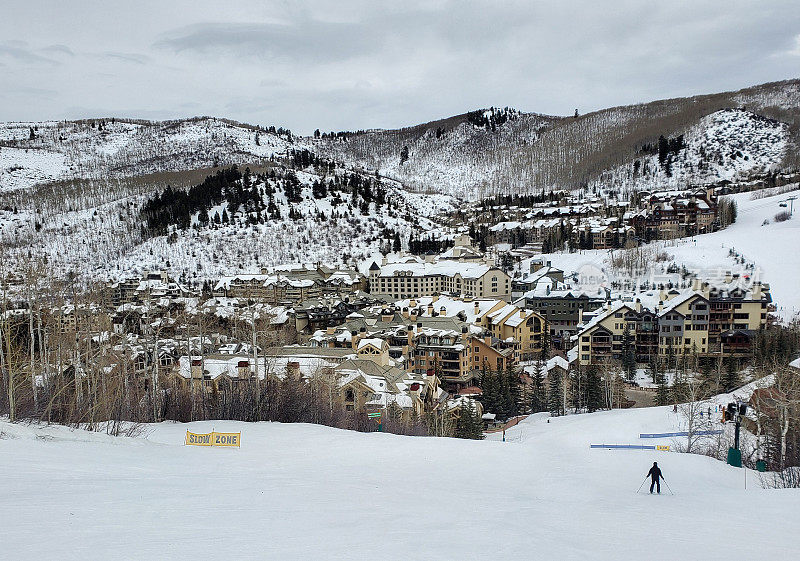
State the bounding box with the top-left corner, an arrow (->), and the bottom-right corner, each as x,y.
648,461 -> 664,494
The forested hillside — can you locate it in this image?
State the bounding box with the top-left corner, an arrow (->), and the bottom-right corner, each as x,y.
0,151 -> 454,286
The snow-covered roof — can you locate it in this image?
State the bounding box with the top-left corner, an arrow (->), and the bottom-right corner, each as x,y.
357,338 -> 385,351
376,261 -> 494,280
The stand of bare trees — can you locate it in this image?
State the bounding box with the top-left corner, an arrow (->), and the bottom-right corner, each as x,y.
750,365 -> 800,482
1,267 -> 432,437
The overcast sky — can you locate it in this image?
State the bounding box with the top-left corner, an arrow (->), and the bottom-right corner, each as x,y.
1,0 -> 799,134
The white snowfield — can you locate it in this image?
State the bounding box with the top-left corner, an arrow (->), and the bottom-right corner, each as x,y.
2,406 -> 797,560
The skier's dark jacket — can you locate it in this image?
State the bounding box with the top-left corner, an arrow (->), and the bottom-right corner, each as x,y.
648,465 -> 663,481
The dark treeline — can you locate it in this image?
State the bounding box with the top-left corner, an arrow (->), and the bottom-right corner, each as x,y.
479,189 -> 566,210
139,149 -> 395,238
466,106 -> 517,131
141,166 -> 244,236
408,235 -> 454,255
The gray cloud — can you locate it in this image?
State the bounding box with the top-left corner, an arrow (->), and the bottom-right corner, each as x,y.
100,52 -> 150,65
0,85 -> 58,100
0,0 -> 798,133
155,19 -> 382,63
0,43 -> 59,65
41,44 -> 74,57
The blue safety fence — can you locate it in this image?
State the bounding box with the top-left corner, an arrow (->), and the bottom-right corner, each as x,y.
590,444 -> 656,450
639,430 -> 723,438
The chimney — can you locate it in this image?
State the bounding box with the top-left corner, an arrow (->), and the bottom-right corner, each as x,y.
474,301 -> 480,315
402,307 -> 409,319
440,306 -> 447,315
724,271 -> 732,283
634,298 -> 642,312
326,327 -> 335,335
410,299 -> 417,308
427,303 -> 434,315
752,281 -> 762,299
519,309 -> 525,318
381,256 -> 388,266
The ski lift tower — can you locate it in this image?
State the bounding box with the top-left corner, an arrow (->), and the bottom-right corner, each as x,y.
726,401 -> 747,468
781,195 -> 797,217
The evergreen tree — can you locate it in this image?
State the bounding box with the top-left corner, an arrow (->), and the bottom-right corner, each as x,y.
655,372 -> 671,406
197,206 -> 209,226
647,359 -> 658,385
479,364 -> 499,416
528,365 -> 546,413
540,319 -> 550,360
548,371 -> 564,417
620,324 -> 636,382
400,145 -> 409,165
585,364 -> 603,412
454,401 -> 484,440
503,364 -> 522,419
721,358 -> 741,392
496,369 -> 512,421
698,359 -> 718,396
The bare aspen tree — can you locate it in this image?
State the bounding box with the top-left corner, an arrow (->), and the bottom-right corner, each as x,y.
2,296 -> 15,422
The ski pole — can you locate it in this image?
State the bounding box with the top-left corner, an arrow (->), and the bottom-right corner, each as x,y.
636,476 -> 648,493
663,479 -> 675,495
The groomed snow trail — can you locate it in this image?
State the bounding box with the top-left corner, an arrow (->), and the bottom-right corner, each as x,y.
1,407 -> 798,560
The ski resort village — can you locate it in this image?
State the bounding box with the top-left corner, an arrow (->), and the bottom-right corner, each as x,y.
2,3 -> 800,560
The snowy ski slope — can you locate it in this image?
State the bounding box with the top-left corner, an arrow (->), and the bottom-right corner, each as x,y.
2,404 -> 798,560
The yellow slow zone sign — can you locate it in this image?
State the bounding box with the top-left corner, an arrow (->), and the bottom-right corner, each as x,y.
656,445 -> 670,451
185,431 -> 241,447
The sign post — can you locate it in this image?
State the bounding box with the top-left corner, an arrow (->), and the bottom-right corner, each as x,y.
185,430 -> 241,447
367,411 -> 382,432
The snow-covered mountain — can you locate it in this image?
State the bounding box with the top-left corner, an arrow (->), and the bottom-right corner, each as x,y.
315,79 -> 800,199
595,109 -> 790,193
0,156 -> 457,285
0,117 -> 300,192
1,79 -> 799,282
